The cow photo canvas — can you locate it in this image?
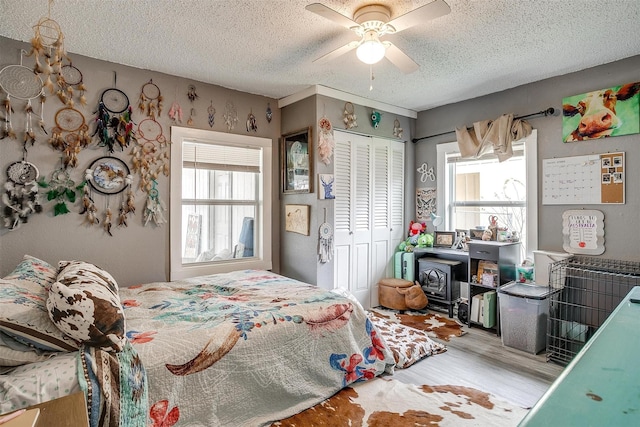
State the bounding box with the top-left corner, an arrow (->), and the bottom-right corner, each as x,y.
562,82 -> 640,142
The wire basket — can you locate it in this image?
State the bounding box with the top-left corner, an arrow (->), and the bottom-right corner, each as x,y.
547,256 -> 640,365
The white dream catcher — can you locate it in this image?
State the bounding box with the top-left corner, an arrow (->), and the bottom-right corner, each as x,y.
0,49 -> 45,145
318,208 -> 334,263
343,102 -> 357,129
317,116 -> 335,165
224,100 -> 238,131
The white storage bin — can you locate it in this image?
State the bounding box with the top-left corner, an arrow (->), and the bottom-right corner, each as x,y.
533,250 -> 571,287
499,282 -> 552,354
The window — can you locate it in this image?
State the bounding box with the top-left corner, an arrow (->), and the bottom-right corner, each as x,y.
436,130 -> 537,259
170,127 -> 272,280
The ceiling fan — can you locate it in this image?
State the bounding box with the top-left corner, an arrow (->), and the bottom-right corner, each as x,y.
305,0 -> 451,74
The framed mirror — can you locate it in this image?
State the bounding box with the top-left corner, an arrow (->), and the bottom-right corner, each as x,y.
281,127 -> 312,194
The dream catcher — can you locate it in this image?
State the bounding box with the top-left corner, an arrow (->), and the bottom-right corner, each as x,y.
131,118 -> 169,191
27,2 -> 68,96
0,49 -> 45,145
343,102 -> 357,129
131,118 -> 169,227
246,110 -> 257,132
168,101 -> 183,123
49,106 -> 91,168
93,84 -> 135,153
37,166 -> 85,216
55,63 -> 87,107
266,103 -> 273,123
143,180 -> 166,227
318,209 -> 334,263
84,156 -> 135,236
2,160 -> 43,230
138,79 -> 163,119
207,101 -> 215,127
317,116 -> 335,165
393,118 -> 404,139
223,100 -> 238,131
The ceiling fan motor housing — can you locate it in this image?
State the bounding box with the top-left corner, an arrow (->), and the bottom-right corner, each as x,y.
353,4 -> 395,35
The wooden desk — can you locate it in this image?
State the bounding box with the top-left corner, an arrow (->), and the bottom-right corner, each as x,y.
520,286 -> 640,426
29,392 -> 89,427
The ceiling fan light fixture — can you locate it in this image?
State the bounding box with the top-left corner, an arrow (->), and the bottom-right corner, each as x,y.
356,30 -> 386,65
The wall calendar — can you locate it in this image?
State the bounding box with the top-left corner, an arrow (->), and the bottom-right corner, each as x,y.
542,152 -> 625,205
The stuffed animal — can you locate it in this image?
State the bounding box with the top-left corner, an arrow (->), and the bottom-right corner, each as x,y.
408,221 -> 426,236
396,283 -> 428,310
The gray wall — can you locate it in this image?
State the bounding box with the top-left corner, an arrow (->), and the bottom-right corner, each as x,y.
279,94 -> 415,287
0,36 -> 282,286
414,55 -> 640,261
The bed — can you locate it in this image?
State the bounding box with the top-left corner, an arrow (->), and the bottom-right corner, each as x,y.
0,256 -> 395,426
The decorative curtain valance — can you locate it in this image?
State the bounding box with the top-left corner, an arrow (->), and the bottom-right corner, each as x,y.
455,114 -> 532,162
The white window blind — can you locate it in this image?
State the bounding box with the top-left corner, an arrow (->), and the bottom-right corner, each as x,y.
183,141 -> 261,172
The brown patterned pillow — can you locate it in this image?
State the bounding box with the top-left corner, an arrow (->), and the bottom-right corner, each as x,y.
47,261 -> 126,352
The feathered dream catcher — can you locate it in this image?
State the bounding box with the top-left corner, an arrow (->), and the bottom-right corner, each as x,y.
131,118 -> 169,227
49,106 -> 91,168
26,2 -> 68,97
343,102 -> 357,129
138,79 -> 163,119
317,116 -> 335,165
0,49 -> 45,146
93,83 -> 135,153
207,101 -> 215,127
2,159 -> 43,230
37,166 -> 86,216
224,100 -> 238,131
84,156 -> 135,236
318,208 -> 334,263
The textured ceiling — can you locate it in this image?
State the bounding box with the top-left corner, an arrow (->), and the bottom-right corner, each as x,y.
1,0 -> 639,112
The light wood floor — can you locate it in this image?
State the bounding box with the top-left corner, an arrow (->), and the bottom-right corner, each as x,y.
388,323 -> 565,409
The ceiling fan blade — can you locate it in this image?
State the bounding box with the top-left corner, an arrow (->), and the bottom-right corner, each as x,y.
387,0 -> 451,33
384,42 -> 419,74
305,3 -> 359,29
313,41 -> 360,64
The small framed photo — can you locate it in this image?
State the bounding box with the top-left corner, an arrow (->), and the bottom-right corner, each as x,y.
434,231 -> 456,247
469,229 -> 485,240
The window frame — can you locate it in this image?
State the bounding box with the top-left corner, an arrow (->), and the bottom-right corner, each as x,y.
170,126 -> 272,280
436,129 -> 538,258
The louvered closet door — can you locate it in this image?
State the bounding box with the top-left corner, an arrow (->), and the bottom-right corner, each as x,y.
334,131 -> 405,309
334,132 -> 372,308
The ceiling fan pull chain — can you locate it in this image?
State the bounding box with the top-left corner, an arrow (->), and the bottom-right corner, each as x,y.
369,66 -> 374,91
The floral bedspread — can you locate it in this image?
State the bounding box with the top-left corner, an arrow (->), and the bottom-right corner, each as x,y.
119,270 -> 394,426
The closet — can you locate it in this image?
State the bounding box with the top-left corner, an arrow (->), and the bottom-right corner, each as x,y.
333,131 -> 405,309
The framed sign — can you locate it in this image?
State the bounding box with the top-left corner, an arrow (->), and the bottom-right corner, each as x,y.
281,127 -> 312,194
562,209 -> 605,255
285,204 -> 310,235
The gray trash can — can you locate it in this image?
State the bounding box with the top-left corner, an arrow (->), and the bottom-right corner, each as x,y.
498,282 -> 553,354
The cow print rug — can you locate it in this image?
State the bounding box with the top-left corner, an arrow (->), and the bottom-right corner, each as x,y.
272,376 -> 527,426
369,307 -> 467,342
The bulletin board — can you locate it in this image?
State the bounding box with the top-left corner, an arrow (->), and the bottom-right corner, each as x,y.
542,152 -> 625,205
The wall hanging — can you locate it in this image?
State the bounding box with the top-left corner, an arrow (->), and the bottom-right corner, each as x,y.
266,103 -> 273,123
168,101 -> 183,123
246,110 -> 257,132
343,102 -> 357,129
281,127 -> 312,194
93,80 -> 135,153
37,166 -> 85,216
224,100 -> 238,131
56,63 -> 87,107
2,159 -> 43,230
138,79 -> 163,119
0,50 -> 45,145
416,162 -> 435,182
318,208 -> 333,263
285,204 -> 310,235
562,82 -> 639,142
208,101 -> 215,127
370,110 -> 381,128
84,156 -> 134,235
317,116 -> 334,165
562,209 -> 605,255
49,106 -> 91,168
318,174 -> 335,199
393,118 -> 403,139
